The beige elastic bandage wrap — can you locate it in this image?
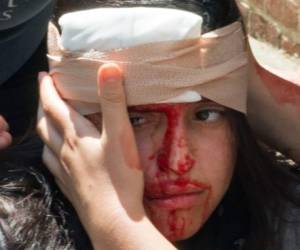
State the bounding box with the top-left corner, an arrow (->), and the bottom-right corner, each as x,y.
48,17 -> 248,115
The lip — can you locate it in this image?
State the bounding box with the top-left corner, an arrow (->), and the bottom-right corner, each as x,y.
145,179 -> 210,197
144,191 -> 205,209
144,179 -> 210,209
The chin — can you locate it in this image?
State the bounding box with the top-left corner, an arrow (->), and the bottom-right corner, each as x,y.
164,222 -> 202,242
146,207 -> 205,242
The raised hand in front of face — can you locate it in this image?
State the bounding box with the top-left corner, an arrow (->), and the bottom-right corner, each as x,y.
0,115 -> 12,150
37,64 -> 176,250
37,63 -> 143,227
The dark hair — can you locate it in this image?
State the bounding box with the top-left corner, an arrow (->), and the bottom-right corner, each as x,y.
1,111 -> 299,250
0,164 -> 74,250
230,111 -> 300,250
0,137 -> 92,250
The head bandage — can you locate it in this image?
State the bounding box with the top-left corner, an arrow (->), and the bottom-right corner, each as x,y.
48,7 -> 248,115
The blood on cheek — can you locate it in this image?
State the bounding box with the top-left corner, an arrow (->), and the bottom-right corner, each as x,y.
145,105 -> 199,239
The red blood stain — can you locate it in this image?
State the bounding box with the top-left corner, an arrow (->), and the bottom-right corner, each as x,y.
149,104 -> 194,174
132,103 -> 195,174
148,154 -> 155,161
136,104 -> 212,237
168,210 -> 177,232
177,155 -> 196,174
167,210 -> 186,239
165,186 -> 212,240
145,179 -> 211,195
156,105 -> 181,172
165,186 -> 212,239
255,62 -> 300,107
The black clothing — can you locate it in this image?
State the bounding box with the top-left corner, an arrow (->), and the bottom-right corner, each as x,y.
0,0 -> 54,84
0,39 -> 48,138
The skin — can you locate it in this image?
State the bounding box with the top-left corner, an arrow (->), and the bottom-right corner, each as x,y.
0,115 -> 12,150
87,101 -> 237,241
37,64 -> 176,250
251,60 -> 300,163
37,63 -> 237,249
255,62 -> 300,107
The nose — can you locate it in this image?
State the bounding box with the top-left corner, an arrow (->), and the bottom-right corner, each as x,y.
157,119 -> 195,175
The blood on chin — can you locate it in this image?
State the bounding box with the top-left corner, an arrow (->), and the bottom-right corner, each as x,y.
145,206 -> 204,241
144,189 -> 213,240
143,181 -> 213,241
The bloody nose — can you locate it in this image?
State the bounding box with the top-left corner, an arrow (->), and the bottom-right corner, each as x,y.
157,109 -> 195,175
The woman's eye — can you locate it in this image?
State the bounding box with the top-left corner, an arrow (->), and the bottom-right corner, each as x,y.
129,115 -> 146,127
195,109 -> 223,122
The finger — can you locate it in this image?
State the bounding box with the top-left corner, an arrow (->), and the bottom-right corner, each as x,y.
37,104 -> 64,155
39,72 -> 79,135
42,146 -> 64,181
97,63 -> 131,134
38,72 -> 99,138
0,131 -> 12,150
0,115 -> 9,131
97,64 -> 140,169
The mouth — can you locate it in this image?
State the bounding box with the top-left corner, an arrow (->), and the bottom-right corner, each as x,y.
144,191 -> 205,209
144,180 -> 210,209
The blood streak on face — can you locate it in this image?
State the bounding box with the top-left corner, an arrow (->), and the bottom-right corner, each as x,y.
164,186 -> 212,241
94,102 -> 236,242
167,210 -> 186,240
136,104 -> 211,239
150,104 -> 195,174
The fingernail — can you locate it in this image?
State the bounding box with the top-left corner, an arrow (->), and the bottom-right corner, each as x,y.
99,64 -> 122,85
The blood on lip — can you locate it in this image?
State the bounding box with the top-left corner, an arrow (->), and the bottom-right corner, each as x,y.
146,178 -> 211,189
144,179 -> 212,237
133,104 -> 212,239
145,179 -> 211,198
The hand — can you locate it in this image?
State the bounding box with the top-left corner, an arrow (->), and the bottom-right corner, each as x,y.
37,64 -> 176,250
0,115 -> 12,150
37,63 -> 143,220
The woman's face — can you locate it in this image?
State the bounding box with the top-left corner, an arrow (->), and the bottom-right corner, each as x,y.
87,100 -> 237,242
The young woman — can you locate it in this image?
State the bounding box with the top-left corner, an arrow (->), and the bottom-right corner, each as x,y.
1,1 -> 300,250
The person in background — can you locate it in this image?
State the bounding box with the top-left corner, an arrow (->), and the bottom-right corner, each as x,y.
0,0 -> 55,140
